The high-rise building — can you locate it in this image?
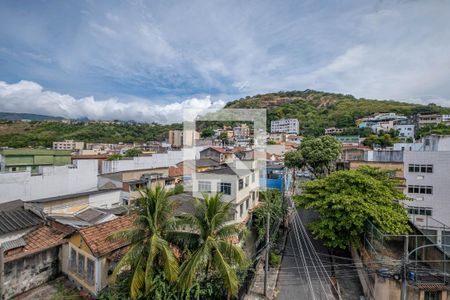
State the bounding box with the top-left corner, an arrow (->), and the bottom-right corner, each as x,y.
168,130 -> 199,147
270,119 -> 299,135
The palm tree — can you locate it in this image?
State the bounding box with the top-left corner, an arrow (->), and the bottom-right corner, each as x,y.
177,193 -> 248,298
109,186 -> 180,299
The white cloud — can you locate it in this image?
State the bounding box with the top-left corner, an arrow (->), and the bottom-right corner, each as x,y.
0,80 -> 225,123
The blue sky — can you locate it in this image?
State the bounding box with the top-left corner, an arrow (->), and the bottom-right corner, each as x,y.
0,0 -> 449,122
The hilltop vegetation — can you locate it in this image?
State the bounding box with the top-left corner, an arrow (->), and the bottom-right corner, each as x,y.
225,90 -> 450,136
1,90 -> 449,148
0,121 -> 181,148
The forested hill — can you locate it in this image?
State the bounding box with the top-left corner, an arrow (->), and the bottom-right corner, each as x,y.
225,90 -> 450,136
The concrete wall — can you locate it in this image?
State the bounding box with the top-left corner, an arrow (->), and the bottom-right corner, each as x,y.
4,247 -> 60,300
102,149 -> 202,174
0,160 -> 98,204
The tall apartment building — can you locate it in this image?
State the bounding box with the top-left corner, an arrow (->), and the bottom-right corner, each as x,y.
403,135 -> 450,244
270,119 -> 299,135
168,130 -> 199,148
53,140 -> 85,151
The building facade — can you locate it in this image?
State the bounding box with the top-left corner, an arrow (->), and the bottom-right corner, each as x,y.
0,149 -> 72,173
270,119 -> 299,135
53,140 -> 85,151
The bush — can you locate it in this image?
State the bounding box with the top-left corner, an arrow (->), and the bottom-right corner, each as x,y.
269,251 -> 282,268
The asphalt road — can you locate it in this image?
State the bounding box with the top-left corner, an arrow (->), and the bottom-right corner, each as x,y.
276,176 -> 364,300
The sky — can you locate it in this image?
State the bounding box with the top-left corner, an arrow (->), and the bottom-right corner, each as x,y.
0,0 -> 450,122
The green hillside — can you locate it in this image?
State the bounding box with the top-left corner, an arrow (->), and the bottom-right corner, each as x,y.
0,121 -> 181,148
225,90 -> 450,136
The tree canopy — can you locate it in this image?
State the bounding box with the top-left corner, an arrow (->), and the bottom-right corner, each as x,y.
295,166 -> 410,249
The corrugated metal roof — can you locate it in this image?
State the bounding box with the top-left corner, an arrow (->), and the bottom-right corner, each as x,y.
0,208 -> 43,235
1,237 -> 26,251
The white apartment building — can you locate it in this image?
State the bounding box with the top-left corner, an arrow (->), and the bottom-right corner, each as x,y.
270,119 -> 299,135
403,135 -> 450,244
394,124 -> 415,139
53,140 -> 85,151
192,161 -> 259,224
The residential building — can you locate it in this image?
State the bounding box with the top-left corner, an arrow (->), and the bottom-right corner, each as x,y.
335,135 -> 360,146
200,147 -> 244,164
270,119 -> 299,135
268,133 -> 287,144
0,149 -> 72,173
394,124 -> 415,139
417,113 -> 442,127
0,159 -> 99,204
98,167 -> 175,205
286,135 -> 303,144
192,162 -> 259,224
403,135 -> 450,240
3,224 -> 70,299
442,114 -> 450,125
53,140 -> 85,151
168,130 -> 199,148
324,127 -> 344,135
233,124 -> 251,138
24,188 -> 123,218
62,216 -> 134,296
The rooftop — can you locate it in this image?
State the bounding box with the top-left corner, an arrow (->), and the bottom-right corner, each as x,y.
79,216 -> 134,257
0,200 -> 43,235
4,225 -> 69,262
0,149 -> 72,156
29,188 -> 121,203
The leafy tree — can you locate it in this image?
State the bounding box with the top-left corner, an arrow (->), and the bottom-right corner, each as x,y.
253,189 -> 286,241
284,150 -> 304,191
299,135 -> 342,178
295,166 -> 410,249
124,148 -> 142,157
109,186 -> 180,299
201,127 -> 215,138
107,153 -> 123,161
177,194 -> 249,298
218,132 -> 228,146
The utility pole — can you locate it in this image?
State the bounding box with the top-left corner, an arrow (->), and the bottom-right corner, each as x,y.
400,235 -> 409,300
264,211 -> 270,298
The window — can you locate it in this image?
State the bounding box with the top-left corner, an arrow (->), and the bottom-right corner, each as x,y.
240,203 -> 244,217
407,185 -> 432,194
245,198 -> 249,210
70,248 -> 77,272
252,172 -> 255,183
198,181 -> 211,192
425,291 -> 441,300
245,176 -> 249,187
77,253 -> 85,277
251,191 -> 255,203
87,258 -> 95,285
408,206 -> 432,216
408,164 -> 433,173
238,179 -> 244,190
218,182 -> 231,195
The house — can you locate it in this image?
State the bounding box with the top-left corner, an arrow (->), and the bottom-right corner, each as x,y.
394,124 -> 415,139
0,200 -> 72,299
286,135 -> 303,144
0,149 -> 72,173
417,113 -> 442,128
25,188 -> 123,217
2,225 -> 71,299
62,216 -> 134,296
200,147 -> 244,164
98,168 -> 175,205
324,127 -> 344,135
335,135 -> 361,146
192,162 -> 259,224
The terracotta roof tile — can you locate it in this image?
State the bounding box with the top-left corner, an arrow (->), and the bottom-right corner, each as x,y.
4,225 -> 68,262
79,216 -> 134,257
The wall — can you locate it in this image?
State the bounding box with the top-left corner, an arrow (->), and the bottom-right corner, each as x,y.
4,248 -> 60,300
0,160 -> 98,204
102,149 -> 203,174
